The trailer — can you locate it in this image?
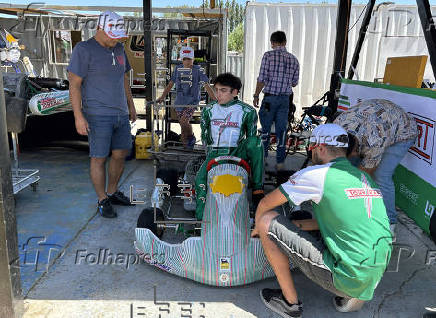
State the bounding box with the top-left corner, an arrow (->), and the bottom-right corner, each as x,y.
0,9 -> 227,92
1,5 -> 227,119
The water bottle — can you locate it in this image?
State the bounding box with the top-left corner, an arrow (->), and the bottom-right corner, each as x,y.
171,47 -> 178,61
22,56 -> 37,77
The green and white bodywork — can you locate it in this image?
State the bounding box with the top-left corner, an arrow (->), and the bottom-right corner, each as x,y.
134,163 -> 276,286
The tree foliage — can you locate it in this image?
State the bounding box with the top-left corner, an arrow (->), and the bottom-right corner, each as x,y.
228,22 -> 244,53
201,0 -> 244,33
223,0 -> 245,52
200,0 -> 209,8
163,0 -> 245,53
227,0 -> 244,33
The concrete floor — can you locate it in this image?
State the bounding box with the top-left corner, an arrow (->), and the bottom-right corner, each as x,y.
12,146 -> 436,318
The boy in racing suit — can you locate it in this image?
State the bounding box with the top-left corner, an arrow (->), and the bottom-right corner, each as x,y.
195,73 -> 264,220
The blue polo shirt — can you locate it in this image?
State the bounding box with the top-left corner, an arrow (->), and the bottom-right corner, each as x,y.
67,37 -> 131,116
171,64 -> 209,106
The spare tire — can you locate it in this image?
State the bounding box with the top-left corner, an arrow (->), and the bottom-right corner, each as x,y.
5,95 -> 28,133
276,170 -> 295,187
156,168 -> 179,196
289,210 -> 313,221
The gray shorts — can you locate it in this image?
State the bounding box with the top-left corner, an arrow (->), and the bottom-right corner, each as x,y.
268,214 -> 348,298
86,114 -> 132,158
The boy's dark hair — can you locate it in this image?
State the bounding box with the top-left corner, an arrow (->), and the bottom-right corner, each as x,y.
213,73 -> 242,92
270,31 -> 287,44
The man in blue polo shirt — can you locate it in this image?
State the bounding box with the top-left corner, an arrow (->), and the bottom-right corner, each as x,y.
68,11 -> 136,218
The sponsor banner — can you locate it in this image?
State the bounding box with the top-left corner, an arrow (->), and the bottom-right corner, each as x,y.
340,79 -> 436,233
338,94 -> 350,111
394,165 -> 435,234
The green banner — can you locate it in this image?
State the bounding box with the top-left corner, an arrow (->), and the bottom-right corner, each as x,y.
394,165 -> 435,234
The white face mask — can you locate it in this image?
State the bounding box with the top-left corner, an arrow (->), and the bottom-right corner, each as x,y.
7,48 -> 20,63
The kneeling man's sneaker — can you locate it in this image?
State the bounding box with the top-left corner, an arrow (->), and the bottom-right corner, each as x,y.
260,288 -> 303,318
333,296 -> 365,313
109,190 -> 133,206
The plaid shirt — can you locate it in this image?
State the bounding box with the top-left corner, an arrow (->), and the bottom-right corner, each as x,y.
334,99 -> 417,169
257,46 -> 299,95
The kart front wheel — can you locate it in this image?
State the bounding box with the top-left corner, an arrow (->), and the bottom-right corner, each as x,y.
137,208 -> 165,239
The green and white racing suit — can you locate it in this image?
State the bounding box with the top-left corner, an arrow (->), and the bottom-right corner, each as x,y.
195,99 -> 264,219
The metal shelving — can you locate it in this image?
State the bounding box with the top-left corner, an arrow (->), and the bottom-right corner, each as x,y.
164,29 -> 213,142
10,132 -> 39,195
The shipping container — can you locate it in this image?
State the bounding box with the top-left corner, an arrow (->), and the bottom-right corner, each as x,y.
243,2 -> 436,111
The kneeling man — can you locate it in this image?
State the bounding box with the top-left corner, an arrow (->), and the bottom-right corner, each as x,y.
195,73 -> 264,220
253,124 -> 392,317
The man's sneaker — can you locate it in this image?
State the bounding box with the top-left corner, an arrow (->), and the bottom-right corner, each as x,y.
260,289 -> 303,318
97,198 -> 117,218
333,296 -> 365,313
109,191 -> 133,206
390,223 -> 397,243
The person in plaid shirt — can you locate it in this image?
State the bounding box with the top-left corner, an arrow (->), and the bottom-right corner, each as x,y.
253,31 -> 299,171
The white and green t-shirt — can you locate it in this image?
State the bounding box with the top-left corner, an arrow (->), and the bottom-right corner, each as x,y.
279,157 -> 392,300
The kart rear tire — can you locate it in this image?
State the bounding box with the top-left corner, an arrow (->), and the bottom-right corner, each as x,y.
430,210 -> 436,244
275,170 -> 295,187
289,210 -> 313,220
156,168 -> 179,196
137,208 -> 165,239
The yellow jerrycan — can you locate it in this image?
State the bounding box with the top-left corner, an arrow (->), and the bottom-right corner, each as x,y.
135,132 -> 158,159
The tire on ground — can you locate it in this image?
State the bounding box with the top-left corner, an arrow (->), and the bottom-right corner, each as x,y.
137,207 -> 165,238
430,210 -> 436,244
156,168 -> 179,195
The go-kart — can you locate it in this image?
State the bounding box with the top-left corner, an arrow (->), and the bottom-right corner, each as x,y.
134,156 -> 277,286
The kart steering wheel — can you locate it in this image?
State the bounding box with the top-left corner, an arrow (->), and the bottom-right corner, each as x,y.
206,156 -> 251,174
